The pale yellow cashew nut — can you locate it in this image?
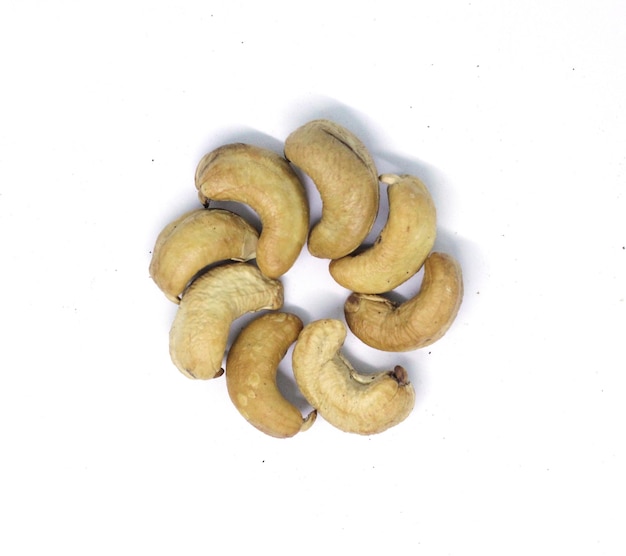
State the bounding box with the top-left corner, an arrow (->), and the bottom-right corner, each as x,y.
169,262 -> 283,380
195,143 -> 309,278
292,319 -> 415,435
329,173 -> 437,294
149,208 -> 259,304
226,312 -> 317,438
284,119 -> 379,259
344,252 -> 463,352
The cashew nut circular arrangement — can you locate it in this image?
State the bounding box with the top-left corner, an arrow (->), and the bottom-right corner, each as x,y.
149,118 -> 464,437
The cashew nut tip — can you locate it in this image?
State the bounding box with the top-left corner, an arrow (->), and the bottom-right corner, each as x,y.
329,173 -> 437,293
284,119 -> 379,259
194,143 -> 309,278
392,365 -> 410,386
292,319 -> 416,435
344,252 -> 463,352
226,312 -> 317,438
149,208 -> 259,303
169,262 -> 283,380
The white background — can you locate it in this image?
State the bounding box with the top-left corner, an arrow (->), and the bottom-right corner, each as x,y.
1,1 -> 625,554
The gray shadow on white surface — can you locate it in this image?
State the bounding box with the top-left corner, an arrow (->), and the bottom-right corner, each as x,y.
283,99 -> 383,227
367,149 -> 484,326
283,97 -> 386,237
147,128 -> 285,259
282,96 -> 381,149
283,96 -> 457,240
195,126 -> 285,159
286,94 -> 484,315
276,343 -> 314,414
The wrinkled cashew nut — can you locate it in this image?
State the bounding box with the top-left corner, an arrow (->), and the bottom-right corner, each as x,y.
149,208 -> 259,304
292,319 -> 415,435
284,119 -> 379,259
344,252 -> 463,352
195,143 -> 309,278
226,312 -> 317,438
329,173 -> 437,294
169,262 -> 283,380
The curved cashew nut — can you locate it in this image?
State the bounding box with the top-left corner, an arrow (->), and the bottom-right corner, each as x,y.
329,173 -> 437,293
226,312 -> 317,438
195,143 -> 309,278
149,208 -> 259,303
344,252 -> 463,351
292,319 -> 415,435
284,119 -> 379,259
169,262 -> 283,380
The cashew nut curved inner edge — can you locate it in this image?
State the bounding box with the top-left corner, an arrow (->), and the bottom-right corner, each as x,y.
195,143 -> 309,279
329,173 -> 437,294
226,312 -> 317,438
169,262 -> 284,380
284,119 -> 380,259
292,319 -> 415,435
344,252 -> 463,352
149,208 -> 259,304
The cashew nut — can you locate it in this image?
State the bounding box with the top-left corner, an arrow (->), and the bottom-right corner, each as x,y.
292,319 -> 415,435
344,252 -> 463,352
329,173 -> 437,294
226,312 -> 317,438
149,208 -> 259,303
195,143 -> 309,278
284,119 -> 379,259
169,262 -> 283,380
